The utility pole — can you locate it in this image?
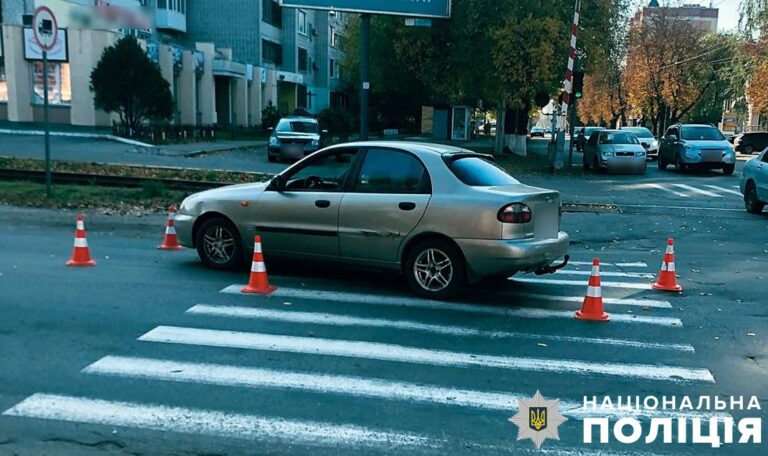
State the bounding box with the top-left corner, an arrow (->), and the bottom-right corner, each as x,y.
359,13 -> 370,141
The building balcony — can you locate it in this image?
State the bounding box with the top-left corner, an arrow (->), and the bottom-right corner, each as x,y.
156,8 -> 186,33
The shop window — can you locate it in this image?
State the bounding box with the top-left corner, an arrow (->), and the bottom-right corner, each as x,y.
0,58 -> 8,102
297,10 -> 308,35
298,47 -> 308,72
32,62 -> 71,105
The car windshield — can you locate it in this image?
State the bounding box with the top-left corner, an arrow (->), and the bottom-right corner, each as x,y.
599,132 -> 639,145
448,157 -> 520,186
277,120 -> 318,133
624,128 -> 654,138
681,126 -> 724,141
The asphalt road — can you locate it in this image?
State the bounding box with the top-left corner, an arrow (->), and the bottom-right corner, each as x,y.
0,167 -> 765,456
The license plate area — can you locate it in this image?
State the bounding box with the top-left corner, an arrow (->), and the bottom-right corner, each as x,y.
701,150 -> 721,162
534,204 -> 558,240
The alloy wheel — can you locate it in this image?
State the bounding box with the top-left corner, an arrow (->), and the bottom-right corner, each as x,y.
413,248 -> 454,292
202,225 -> 236,265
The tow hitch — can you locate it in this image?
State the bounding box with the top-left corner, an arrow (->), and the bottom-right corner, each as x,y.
535,255 -> 569,275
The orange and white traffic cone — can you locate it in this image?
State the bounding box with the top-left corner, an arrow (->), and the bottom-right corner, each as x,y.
158,207 -> 182,250
575,258 -> 609,321
652,238 -> 682,292
241,235 -> 277,295
66,214 -> 96,267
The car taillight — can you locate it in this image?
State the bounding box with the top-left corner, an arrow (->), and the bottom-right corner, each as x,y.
497,203 -> 532,223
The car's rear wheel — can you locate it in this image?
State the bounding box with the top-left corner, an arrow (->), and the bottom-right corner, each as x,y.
658,154 -> 668,170
405,239 -> 466,300
744,182 -> 765,214
722,164 -> 735,176
196,217 -> 243,271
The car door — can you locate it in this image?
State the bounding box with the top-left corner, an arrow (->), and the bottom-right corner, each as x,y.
585,131 -> 600,163
338,148 -> 431,264
255,148 -> 359,258
661,126 -> 679,161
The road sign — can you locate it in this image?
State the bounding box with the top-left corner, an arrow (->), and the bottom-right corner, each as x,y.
32,6 -> 58,52
279,0 -> 451,18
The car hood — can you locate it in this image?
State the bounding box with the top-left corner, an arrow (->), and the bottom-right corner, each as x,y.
182,182 -> 270,211
599,144 -> 645,153
683,139 -> 730,149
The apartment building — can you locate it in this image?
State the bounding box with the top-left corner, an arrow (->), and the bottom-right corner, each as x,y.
0,0 -> 347,128
636,1 -> 719,33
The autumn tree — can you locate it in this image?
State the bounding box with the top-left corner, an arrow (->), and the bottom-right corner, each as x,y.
740,0 -> 768,121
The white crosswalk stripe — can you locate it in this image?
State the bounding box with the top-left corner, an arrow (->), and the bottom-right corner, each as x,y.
642,183 -> 690,197
670,183 -> 724,198
3,255 -> 717,453
138,326 -> 713,382
702,184 -> 742,196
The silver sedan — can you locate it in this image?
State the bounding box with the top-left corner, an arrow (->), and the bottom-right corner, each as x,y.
740,147 -> 768,214
175,142 -> 569,299
583,130 -> 647,174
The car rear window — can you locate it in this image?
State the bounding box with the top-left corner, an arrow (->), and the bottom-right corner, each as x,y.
448,157 -> 520,186
624,128 -> 654,138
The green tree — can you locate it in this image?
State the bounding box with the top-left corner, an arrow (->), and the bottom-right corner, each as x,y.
90,36 -> 173,131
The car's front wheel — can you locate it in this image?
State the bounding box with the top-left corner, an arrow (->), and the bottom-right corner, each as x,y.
658,154 -> 669,170
196,217 -> 244,270
675,154 -> 687,172
405,239 -> 466,300
744,182 -> 765,214
722,164 -> 735,176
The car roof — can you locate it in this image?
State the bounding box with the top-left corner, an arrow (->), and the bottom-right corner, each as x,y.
280,116 -> 317,122
325,140 -> 482,157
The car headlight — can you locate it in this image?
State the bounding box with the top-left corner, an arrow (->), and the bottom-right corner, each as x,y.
311,139 -> 319,146
685,147 -> 698,159
684,143 -> 694,151
651,139 -> 658,149
601,151 -> 615,158
635,151 -> 646,157
269,136 -> 278,146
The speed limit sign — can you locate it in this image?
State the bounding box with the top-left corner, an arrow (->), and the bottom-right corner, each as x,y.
32,6 -> 58,52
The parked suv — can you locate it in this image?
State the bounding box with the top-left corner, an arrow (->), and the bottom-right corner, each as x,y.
267,116 -> 326,162
658,124 -> 736,175
733,131 -> 768,154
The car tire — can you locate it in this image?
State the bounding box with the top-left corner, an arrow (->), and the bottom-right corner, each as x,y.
722,164 -> 735,176
582,154 -> 590,171
639,162 -> 647,175
675,154 -> 687,173
744,182 -> 765,214
195,217 -> 244,271
267,154 -> 276,163
658,154 -> 668,170
404,239 -> 466,300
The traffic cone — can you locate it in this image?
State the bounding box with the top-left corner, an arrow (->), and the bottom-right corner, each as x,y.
66,214 -> 96,267
652,238 -> 682,292
241,235 -> 277,295
157,207 -> 182,250
575,258 -> 609,321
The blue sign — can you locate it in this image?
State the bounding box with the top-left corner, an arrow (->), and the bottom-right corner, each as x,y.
279,0 -> 451,18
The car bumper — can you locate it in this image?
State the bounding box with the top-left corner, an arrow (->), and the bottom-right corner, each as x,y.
174,213 -> 196,247
268,144 -> 320,160
456,231 -> 570,279
602,156 -> 647,173
681,156 -> 736,167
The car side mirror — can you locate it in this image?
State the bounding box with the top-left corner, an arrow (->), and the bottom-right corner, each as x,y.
321,129 -> 328,134
269,175 -> 286,191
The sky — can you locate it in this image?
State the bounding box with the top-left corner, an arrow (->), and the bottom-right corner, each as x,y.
715,0 -> 743,32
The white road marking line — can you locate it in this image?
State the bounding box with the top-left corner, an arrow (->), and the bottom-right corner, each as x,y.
702,184 -> 742,196
670,183 -> 724,198
220,285 -> 682,326
139,326 -> 712,382
85,356 -> 720,420
620,203 -> 744,212
642,183 -> 689,197
2,394 -> 434,449
568,261 -> 648,268
555,269 -> 655,279
187,304 -> 690,351
511,277 -> 650,289
512,293 -> 672,309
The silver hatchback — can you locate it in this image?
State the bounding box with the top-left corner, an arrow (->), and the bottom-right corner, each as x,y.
583,129 -> 647,174
176,142 -> 569,299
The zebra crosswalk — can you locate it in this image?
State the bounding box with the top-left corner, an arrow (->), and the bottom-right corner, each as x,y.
2,257 -> 723,454
631,182 -> 742,199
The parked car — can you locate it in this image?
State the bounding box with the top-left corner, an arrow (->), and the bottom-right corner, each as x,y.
529,126 -> 546,137
740,147 -> 768,214
175,142 -> 570,299
267,116 -> 326,163
733,131 -> 768,154
621,126 -> 659,160
582,130 -> 646,174
574,126 -> 604,151
658,124 -> 736,175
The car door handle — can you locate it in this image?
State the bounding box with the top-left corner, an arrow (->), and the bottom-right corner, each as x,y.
315,199 -> 331,208
398,202 -> 416,211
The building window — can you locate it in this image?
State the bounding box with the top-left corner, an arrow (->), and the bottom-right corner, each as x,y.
262,0 -> 282,28
262,39 -> 282,66
330,26 -> 340,48
297,10 -> 308,35
32,62 -> 71,105
0,58 -> 8,102
297,84 -> 307,109
298,47 -> 308,72
329,58 -> 339,79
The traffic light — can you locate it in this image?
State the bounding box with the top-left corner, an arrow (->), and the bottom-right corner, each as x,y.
572,71 -> 585,99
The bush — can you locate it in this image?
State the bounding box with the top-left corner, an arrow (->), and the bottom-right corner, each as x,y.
317,107 -> 356,134
261,101 -> 280,129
